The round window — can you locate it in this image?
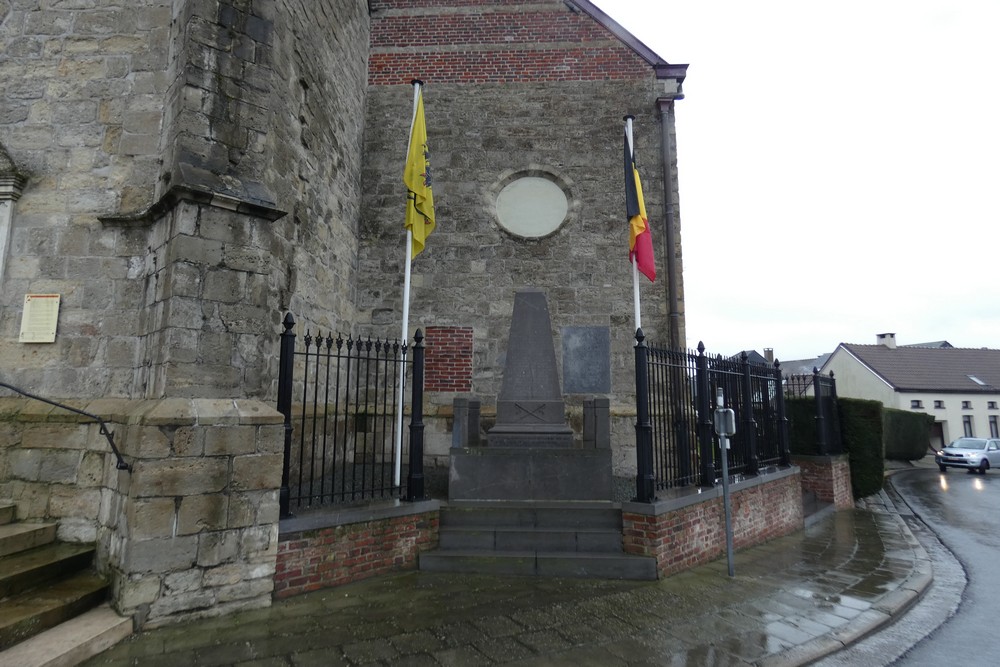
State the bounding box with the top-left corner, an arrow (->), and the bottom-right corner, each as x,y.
495,176 -> 569,239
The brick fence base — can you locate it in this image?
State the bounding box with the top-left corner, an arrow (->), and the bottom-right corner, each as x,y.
274,500 -> 440,598
621,468 -> 803,577
792,454 -> 853,509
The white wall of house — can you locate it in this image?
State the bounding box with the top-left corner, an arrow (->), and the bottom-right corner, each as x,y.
823,348 -> 896,406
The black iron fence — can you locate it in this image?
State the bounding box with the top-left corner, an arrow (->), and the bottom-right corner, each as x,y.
276,313 -> 425,516
633,330 -> 790,502
783,369 -> 843,455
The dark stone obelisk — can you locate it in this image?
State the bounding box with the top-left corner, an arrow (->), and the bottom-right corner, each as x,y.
487,288 -> 574,447
449,288 -> 612,501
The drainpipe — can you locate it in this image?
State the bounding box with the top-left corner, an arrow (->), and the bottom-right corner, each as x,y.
657,80 -> 684,349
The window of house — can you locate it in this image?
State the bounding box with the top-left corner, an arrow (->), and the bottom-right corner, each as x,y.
910,400 -> 923,409
962,400 -> 972,409
989,401 -> 998,410
991,415 -> 999,439
934,400 -> 944,409
964,415 -> 975,437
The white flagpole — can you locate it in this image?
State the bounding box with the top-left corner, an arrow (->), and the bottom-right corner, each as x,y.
394,81 -> 422,488
625,116 -> 642,333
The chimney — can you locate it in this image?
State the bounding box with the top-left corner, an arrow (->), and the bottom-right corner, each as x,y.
876,333 -> 897,349
764,348 -> 774,363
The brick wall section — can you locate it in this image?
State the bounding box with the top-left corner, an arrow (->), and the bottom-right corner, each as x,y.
424,326 -> 474,392
793,455 -> 854,510
368,0 -> 651,84
622,472 -> 804,577
274,512 -> 439,598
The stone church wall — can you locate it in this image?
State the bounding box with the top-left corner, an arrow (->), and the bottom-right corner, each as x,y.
359,0 -> 686,470
0,0 -> 371,400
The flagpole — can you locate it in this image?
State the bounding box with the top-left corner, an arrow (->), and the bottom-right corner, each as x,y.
625,115 -> 642,333
395,80 -> 422,489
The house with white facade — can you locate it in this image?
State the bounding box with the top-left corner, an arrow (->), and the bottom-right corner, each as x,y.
821,333 -> 1000,449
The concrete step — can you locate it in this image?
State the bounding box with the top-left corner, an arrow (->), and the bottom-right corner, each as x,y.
0,543 -> 97,599
0,604 -> 132,667
439,526 -> 624,553
0,501 -> 15,526
0,572 -> 109,652
419,549 -> 658,580
0,523 -> 57,558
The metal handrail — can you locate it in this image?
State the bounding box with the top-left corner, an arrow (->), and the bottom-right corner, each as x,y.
0,381 -> 131,471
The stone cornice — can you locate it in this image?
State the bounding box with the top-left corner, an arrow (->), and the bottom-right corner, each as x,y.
99,184 -> 287,226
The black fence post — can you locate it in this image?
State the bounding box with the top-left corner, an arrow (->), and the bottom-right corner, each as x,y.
813,367 -> 828,455
775,360 -> 791,466
405,330 -> 426,501
827,371 -> 842,454
696,342 -> 715,487
633,328 -> 655,503
740,352 -> 759,476
277,312 -> 296,518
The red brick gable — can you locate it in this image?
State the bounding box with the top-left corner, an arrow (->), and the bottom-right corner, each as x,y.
369,0 -> 655,85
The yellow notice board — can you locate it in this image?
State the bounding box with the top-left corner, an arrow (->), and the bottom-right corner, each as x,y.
19,294 -> 60,343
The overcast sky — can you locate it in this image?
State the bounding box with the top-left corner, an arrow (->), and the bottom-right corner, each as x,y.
593,0 -> 1000,363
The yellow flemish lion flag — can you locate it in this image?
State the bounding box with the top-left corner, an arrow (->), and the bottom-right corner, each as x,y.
403,88 -> 435,259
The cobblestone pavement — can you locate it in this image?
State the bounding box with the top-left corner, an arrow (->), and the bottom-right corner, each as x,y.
83,502 -> 929,667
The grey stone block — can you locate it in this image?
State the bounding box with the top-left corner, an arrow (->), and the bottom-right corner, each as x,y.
449,446 -> 613,501
562,327 -> 611,394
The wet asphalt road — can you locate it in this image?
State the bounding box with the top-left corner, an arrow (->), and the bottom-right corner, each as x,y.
889,467 -> 1000,665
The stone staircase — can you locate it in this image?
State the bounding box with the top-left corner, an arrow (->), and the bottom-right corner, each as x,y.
0,500 -> 131,667
419,501 -> 658,580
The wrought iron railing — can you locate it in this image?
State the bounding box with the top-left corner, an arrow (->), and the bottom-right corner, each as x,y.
276,313 -> 425,516
633,332 -> 790,502
0,380 -> 131,471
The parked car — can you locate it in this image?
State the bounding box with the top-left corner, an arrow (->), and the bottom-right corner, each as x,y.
936,437 -> 1000,474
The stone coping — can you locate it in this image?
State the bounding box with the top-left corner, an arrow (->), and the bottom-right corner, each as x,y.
0,397 -> 282,426
621,465 -> 800,517
278,499 -> 441,537
791,453 -> 850,463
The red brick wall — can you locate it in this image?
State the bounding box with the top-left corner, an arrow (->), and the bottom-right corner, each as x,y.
424,326 -> 473,392
369,0 -> 653,85
274,512 -> 439,598
622,473 -> 803,577
793,455 -> 853,509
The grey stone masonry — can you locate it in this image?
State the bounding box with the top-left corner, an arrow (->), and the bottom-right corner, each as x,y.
0,0 -> 371,400
0,397 -> 284,628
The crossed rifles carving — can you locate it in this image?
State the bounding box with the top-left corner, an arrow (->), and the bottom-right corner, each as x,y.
513,402 -> 546,422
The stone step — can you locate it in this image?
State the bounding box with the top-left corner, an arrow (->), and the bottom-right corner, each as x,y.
0,543 -> 97,599
440,501 -> 622,530
419,549 -> 658,580
439,526 -> 624,553
0,572 -> 109,652
0,604 -> 132,667
0,501 -> 15,526
0,522 -> 57,558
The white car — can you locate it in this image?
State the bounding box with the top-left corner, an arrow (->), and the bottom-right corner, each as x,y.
936,438 -> 1000,474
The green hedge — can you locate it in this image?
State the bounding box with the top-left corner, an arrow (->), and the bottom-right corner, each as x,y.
838,398 -> 884,499
883,408 -> 934,461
